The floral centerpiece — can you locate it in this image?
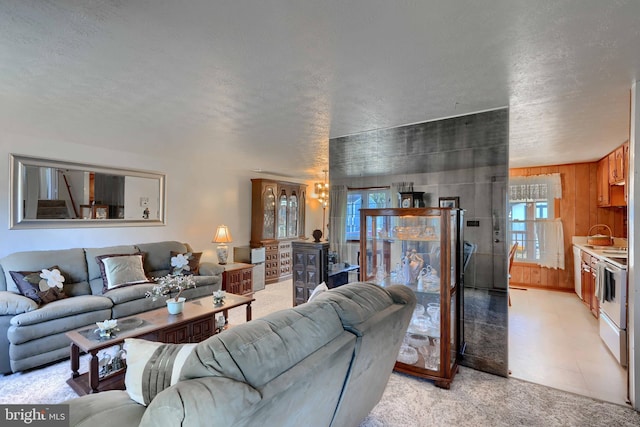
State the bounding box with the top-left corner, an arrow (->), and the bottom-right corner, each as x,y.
213,290 -> 226,305
95,319 -> 119,338
145,274 -> 196,302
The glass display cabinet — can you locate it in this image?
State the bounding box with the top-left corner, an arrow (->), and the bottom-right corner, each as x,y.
359,207 -> 464,388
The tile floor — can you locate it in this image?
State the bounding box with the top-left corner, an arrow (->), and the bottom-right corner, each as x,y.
508,287 -> 630,406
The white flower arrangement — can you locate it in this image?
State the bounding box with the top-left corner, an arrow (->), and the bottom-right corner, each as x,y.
39,268 -> 65,289
171,253 -> 193,275
95,319 -> 119,338
213,290 -> 226,305
145,274 -> 196,302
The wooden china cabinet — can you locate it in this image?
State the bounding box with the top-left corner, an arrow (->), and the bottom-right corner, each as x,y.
250,179 -> 307,284
359,207 -> 464,389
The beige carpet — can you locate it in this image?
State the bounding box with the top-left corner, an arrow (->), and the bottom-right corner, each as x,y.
1,280 -> 639,426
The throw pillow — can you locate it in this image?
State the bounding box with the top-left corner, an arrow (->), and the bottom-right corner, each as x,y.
124,338 -> 197,406
10,266 -> 68,305
308,281 -> 329,302
96,253 -> 149,293
169,251 -> 202,275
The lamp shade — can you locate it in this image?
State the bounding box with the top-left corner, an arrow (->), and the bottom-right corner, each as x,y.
212,225 -> 233,243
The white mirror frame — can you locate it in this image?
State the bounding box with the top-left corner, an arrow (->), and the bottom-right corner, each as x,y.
9,154 -> 166,229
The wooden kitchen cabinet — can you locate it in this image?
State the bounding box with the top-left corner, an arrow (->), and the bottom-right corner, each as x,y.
579,251 -> 598,318
222,262 -> 253,295
589,257 -> 599,318
608,145 -> 625,184
597,157 -> 610,207
598,142 -> 627,207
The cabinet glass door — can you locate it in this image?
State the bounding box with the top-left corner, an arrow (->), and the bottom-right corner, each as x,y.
359,207 -> 462,388
262,187 -> 276,240
299,190 -> 306,237
288,192 -> 298,237
277,190 -> 288,239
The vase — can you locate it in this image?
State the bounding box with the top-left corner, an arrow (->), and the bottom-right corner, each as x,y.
166,297 -> 186,314
98,329 -> 115,339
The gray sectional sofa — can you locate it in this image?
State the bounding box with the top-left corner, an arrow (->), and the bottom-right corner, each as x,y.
67,282 -> 416,427
0,241 -> 223,374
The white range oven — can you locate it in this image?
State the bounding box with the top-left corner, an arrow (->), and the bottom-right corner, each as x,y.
597,256 -> 628,367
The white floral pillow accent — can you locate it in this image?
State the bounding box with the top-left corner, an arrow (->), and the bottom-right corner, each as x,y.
170,251 -> 202,275
39,268 -> 65,289
171,253 -> 191,274
10,266 -> 68,305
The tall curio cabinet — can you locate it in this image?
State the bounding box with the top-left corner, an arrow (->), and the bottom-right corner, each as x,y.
251,179 -> 307,284
359,208 -> 464,388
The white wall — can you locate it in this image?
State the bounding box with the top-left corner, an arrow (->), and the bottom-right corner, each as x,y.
124,176 -> 160,220
1,132 -> 322,264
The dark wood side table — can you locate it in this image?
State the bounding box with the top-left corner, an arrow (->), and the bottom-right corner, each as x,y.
327,265 -> 360,288
222,262 -> 254,295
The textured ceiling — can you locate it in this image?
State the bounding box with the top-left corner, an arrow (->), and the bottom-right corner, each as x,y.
1,1 -> 639,180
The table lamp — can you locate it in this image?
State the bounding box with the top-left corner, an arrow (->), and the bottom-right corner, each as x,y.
212,224 -> 233,265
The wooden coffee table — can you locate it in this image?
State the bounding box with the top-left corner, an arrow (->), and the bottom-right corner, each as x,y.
65,293 -> 254,395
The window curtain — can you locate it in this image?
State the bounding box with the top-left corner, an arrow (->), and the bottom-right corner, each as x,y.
535,219 -> 565,269
509,173 -> 564,269
329,184 -> 348,264
390,182 -> 401,208
509,173 -> 562,201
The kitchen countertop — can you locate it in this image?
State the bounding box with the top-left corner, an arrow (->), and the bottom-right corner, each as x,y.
572,236 -> 627,269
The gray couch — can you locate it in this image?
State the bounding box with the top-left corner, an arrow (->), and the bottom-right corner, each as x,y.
67,282 -> 416,427
0,241 -> 223,374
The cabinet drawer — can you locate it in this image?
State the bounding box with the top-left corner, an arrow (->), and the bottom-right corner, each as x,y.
160,325 -> 189,344
191,318 -> 214,342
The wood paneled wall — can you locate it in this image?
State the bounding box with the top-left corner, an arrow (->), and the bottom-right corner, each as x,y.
509,163 -> 627,292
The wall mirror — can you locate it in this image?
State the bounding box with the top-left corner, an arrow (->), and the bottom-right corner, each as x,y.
10,154 -> 166,229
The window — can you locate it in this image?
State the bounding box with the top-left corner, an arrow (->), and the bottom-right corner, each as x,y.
509,201 -> 550,261
508,174 -> 564,268
345,188 -> 390,241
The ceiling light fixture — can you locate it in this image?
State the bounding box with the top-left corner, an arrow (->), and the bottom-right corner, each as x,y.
315,169 -> 329,209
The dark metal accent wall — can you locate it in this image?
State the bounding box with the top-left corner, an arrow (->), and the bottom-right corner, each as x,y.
330,110 -> 508,179
329,108 -> 509,376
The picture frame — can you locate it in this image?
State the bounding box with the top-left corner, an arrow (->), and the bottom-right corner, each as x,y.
79,204 -> 109,219
94,205 -> 109,220
80,205 -> 93,219
438,196 -> 460,209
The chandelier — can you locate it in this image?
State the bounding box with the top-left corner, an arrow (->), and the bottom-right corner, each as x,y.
315,169 -> 329,209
